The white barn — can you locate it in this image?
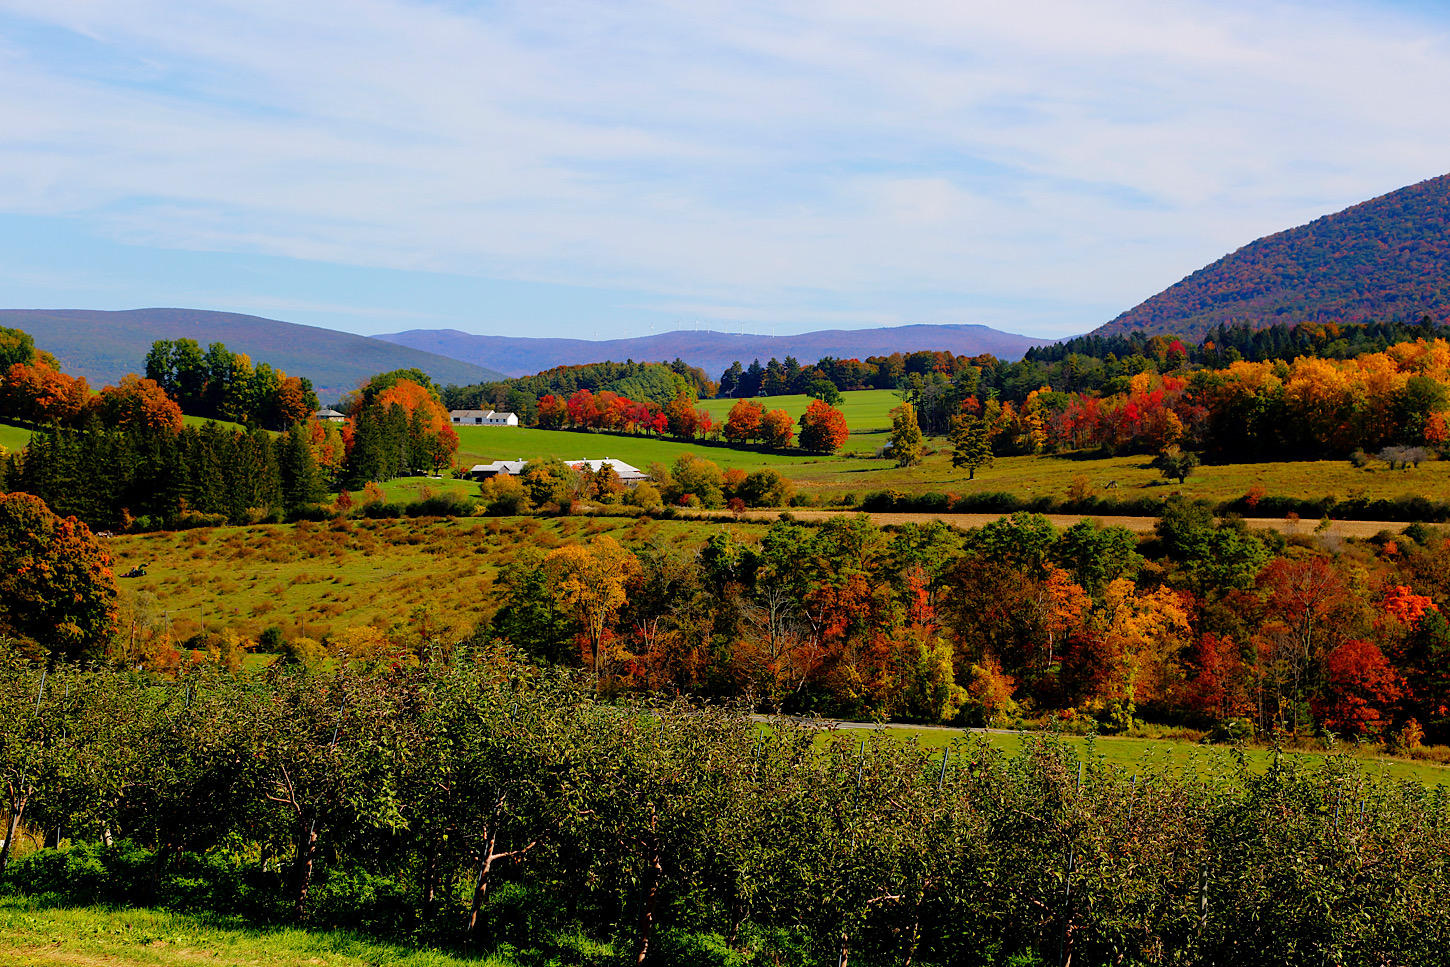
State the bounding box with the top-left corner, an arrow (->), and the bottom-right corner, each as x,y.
450,409 -> 519,427
568,458 -> 649,485
470,458 -> 529,479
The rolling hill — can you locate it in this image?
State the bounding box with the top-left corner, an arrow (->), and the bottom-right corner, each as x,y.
375,323 -> 1048,380
1097,172 -> 1450,339
1,308 -> 507,402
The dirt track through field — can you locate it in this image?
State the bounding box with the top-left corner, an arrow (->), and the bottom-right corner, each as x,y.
712,508 -> 1408,538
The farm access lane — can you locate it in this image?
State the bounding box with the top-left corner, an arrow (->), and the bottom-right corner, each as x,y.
705,508 -> 1408,538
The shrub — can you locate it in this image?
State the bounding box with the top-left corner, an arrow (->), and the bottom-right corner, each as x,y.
407,491 -> 475,518
738,468 -> 794,508
480,474 -> 533,516
624,481 -> 663,510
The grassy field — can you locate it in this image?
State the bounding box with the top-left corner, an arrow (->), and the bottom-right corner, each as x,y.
372,474 -> 480,504
697,388 -> 900,454
107,515 -> 767,645
181,415 -> 250,432
0,421 -> 31,453
453,387 -> 1450,510
0,897 -> 505,967
453,424 -> 829,472
785,445 -> 1450,506
834,724 -> 1450,788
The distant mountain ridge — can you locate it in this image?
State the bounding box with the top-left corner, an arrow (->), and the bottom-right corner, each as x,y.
1096,172 -> 1450,339
376,323 -> 1049,381
1,308 -> 507,403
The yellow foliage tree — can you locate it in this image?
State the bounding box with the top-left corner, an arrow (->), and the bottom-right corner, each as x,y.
546,536 -> 639,681
1089,578 -> 1191,712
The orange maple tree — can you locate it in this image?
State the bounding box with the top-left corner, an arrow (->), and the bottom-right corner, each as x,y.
798,399 -> 848,453
92,374 -> 183,433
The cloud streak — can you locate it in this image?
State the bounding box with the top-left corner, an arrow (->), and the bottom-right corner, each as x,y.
0,0 -> 1447,337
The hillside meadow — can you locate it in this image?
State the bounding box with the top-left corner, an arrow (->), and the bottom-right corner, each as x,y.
452,418 -> 1450,515
696,388 -> 899,454
0,421 -> 31,453
107,514 -> 765,646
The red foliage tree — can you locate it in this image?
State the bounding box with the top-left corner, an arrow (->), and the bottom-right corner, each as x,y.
798,399 -> 849,453
0,492 -> 119,661
760,408 -> 795,448
537,394 -> 568,429
1312,638 -> 1403,736
723,399 -> 764,444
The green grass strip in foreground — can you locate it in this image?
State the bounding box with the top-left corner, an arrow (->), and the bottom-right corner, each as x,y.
0,896 -> 510,967
810,724 -> 1450,787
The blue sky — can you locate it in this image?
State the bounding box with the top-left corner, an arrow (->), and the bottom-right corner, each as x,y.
1,0 -> 1448,341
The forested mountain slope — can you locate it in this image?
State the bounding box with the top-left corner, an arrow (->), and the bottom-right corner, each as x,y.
1097,172 -> 1450,338
0,308 -> 506,402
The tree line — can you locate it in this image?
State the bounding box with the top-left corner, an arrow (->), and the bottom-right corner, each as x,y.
145,338 -> 319,430
444,359 -> 717,425
3,656 -> 1448,967
480,506 -> 1450,749
912,337 -> 1450,461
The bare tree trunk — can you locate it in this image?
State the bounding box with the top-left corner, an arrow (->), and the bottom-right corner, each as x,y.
634,845 -> 663,965
0,795 -> 26,878
294,815 -> 319,918
836,928 -> 850,967
465,824 -> 500,939
728,902 -> 746,948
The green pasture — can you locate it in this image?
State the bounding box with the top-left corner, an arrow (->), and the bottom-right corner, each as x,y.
698,388 -> 901,454
784,445 -> 1450,507
453,425 -> 828,472
371,474 -> 480,504
0,421 -> 32,453
0,897 -> 500,967
833,725 -> 1450,788
180,415 -> 250,432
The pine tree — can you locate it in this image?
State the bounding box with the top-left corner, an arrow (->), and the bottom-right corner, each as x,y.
279,423 -> 324,514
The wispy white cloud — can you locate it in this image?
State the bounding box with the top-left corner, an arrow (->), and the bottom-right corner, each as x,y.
0,0 -> 1447,337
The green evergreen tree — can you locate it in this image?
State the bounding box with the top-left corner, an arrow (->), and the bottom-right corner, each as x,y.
278,423 -> 324,514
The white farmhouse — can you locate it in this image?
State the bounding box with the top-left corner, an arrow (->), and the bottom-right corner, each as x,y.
450,409 -> 519,427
